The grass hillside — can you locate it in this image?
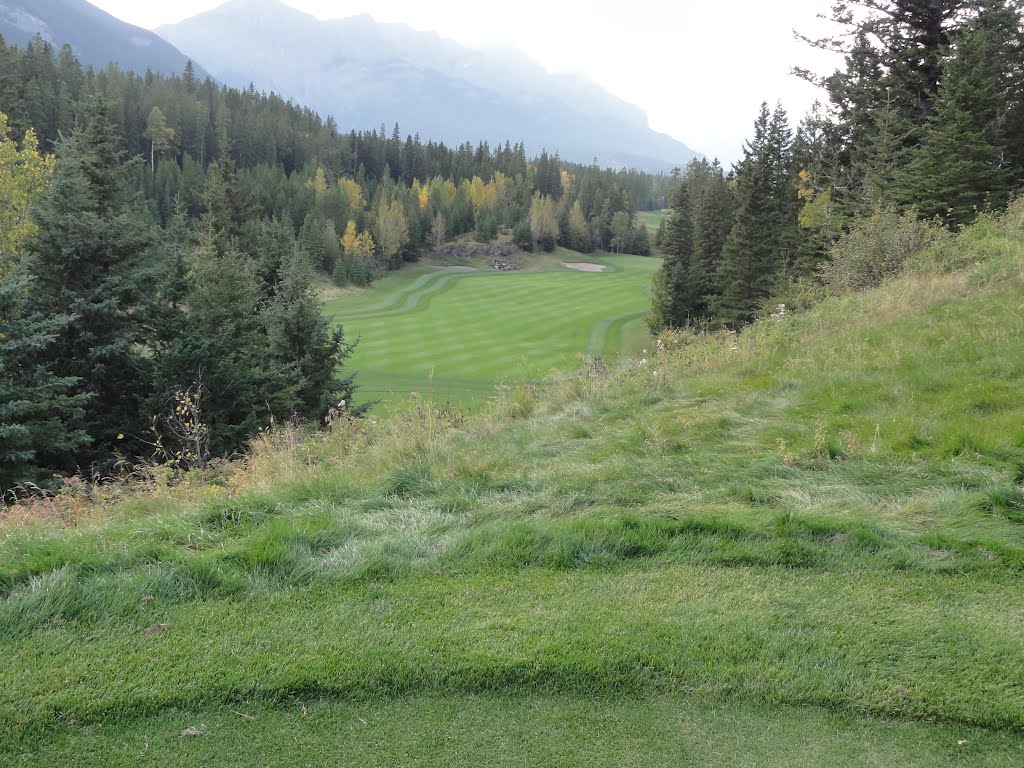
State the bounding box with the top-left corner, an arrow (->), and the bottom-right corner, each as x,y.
322,251 -> 659,411
2,208 -> 1024,765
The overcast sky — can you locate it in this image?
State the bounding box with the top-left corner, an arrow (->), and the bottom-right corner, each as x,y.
89,0 -> 842,164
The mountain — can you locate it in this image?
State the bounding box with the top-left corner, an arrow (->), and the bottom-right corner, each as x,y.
0,0 -> 203,77
158,0 -> 699,171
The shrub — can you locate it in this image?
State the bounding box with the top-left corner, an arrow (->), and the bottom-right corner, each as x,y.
820,206 -> 943,294
512,219 -> 534,252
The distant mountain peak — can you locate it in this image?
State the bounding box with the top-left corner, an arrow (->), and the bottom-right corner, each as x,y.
158,2 -> 699,170
0,0 -> 205,77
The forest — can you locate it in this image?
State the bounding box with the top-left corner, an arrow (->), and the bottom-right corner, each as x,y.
649,0 -> 1024,330
4,0 -> 1024,491
0,32 -> 669,491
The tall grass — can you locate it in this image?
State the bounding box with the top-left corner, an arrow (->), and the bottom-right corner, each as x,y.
2,204 -> 1024,760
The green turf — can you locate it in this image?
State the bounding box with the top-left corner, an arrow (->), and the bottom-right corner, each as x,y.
3,209 -> 1024,764
17,695 -> 1022,767
638,209 -> 670,235
322,251 -> 660,411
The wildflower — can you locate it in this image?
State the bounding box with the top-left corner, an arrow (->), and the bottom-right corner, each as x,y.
117,433 -> 124,440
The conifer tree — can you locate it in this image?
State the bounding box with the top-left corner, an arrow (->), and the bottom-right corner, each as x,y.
689,163 -> 734,317
799,0 -> 1006,215
26,98 -> 157,471
712,103 -> 796,328
648,181 -> 694,332
265,250 -> 359,422
0,267 -> 90,491
896,13 -> 1015,227
154,237 -> 290,457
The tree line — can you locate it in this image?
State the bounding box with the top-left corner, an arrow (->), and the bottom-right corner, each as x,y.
650,0 -> 1024,332
0,33 -> 670,281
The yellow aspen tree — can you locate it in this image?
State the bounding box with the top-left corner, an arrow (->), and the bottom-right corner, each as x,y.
568,200 -> 589,249
529,192 -> 558,250
560,169 -> 573,197
355,231 -> 376,260
144,106 -> 175,171
340,220 -> 359,256
375,197 -> 409,266
491,171 -> 508,204
430,176 -> 456,209
0,113 -> 55,273
311,167 -> 328,197
339,178 -> 364,212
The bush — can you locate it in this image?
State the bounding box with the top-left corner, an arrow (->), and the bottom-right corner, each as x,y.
512,219 -> 534,252
821,206 -> 943,294
474,212 -> 498,243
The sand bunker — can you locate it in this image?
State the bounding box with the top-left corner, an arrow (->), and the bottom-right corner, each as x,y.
563,262 -> 606,272
433,265 -> 477,272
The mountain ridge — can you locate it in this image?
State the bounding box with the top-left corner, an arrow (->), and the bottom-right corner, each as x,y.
157,0 -> 699,170
0,0 -> 204,77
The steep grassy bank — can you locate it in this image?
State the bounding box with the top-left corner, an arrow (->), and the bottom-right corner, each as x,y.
2,207 -> 1023,765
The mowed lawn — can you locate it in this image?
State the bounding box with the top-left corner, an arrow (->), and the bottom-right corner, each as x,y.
637,209 -> 669,235
323,253 -> 660,410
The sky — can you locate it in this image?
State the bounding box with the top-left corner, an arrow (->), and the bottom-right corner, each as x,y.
88,0 -> 843,164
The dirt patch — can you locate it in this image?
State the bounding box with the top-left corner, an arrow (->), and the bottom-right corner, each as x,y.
432,266 -> 477,272
563,262 -> 606,272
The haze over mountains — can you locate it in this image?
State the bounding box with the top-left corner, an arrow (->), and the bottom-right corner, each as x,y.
0,0 -> 204,77
157,0 -> 699,170
1,0 -> 700,170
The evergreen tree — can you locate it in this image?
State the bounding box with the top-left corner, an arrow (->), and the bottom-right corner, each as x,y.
896,12 -> 1016,227
648,180 -> 694,331
654,217 -> 667,250
689,163 -> 734,317
26,98 -> 157,471
799,0 -> 1009,216
0,268 -> 90,491
712,103 -> 796,328
631,221 -> 651,256
264,251 -> 359,422
154,238 -> 290,457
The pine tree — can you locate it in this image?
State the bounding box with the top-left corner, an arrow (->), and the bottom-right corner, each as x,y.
799,0 -> 995,214
154,238 -> 290,457
26,98 -> 157,471
896,12 -> 1015,227
0,267 -> 90,491
712,103 -> 796,328
648,181 -> 694,331
689,163 -> 734,317
264,250 -> 359,422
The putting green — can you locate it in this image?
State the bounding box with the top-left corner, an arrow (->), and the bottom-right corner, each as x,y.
323,253 -> 660,411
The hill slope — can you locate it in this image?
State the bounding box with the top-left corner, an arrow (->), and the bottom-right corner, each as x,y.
1,206 -> 1023,764
0,0 -> 204,76
157,0 -> 699,171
